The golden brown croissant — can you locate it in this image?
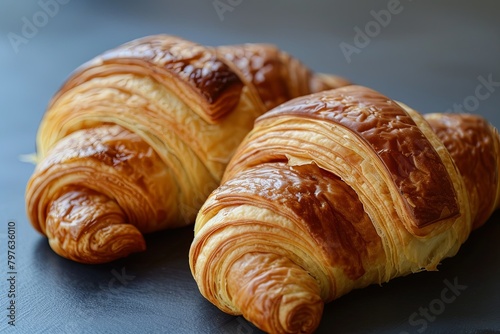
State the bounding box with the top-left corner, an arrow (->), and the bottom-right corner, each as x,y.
189,85 -> 500,334
25,34 -> 349,264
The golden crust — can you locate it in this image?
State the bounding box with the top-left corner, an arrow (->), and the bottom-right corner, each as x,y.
53,35 -> 244,124
252,85 -> 461,232
189,85 -> 499,333
199,163 -> 383,282
217,44 -> 350,111
26,34 -> 349,264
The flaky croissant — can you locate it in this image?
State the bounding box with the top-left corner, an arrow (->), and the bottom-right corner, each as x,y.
189,85 -> 500,334
25,34 -> 349,264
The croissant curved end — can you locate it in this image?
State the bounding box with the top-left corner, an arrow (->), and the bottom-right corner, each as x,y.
45,189 -> 146,264
228,253 -> 323,334
48,223 -> 146,264
276,290 -> 324,334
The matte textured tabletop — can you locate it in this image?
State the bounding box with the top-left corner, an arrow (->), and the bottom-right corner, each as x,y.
1,1 -> 499,333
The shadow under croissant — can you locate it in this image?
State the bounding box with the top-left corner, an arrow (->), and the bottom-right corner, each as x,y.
34,224 -> 195,270
31,227 -> 265,332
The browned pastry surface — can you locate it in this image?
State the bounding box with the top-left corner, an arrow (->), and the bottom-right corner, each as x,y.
54,35 -> 243,124
425,113 -> 500,230
230,87 -> 460,232
190,85 -> 500,334
201,162 -> 384,281
218,43 -> 348,110
26,34 -> 349,264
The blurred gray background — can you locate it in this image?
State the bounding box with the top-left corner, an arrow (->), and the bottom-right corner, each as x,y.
0,1 -> 499,333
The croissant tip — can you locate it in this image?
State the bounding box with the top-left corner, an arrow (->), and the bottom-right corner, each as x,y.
86,227 -> 147,264
241,290 -> 323,334
226,253 -> 324,334
47,224 -> 147,264
19,153 -> 38,164
278,295 -> 324,334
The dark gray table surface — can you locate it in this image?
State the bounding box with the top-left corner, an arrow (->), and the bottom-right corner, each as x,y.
1,1 -> 499,333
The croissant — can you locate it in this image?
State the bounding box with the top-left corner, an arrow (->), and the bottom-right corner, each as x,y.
25,34 -> 349,264
189,85 -> 500,333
